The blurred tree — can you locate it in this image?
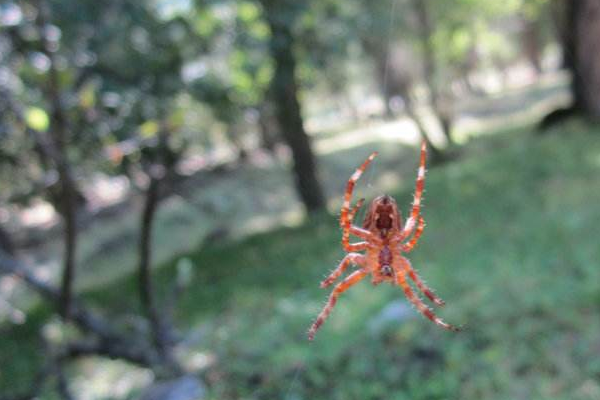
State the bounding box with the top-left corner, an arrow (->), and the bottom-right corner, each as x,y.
411,0 -> 455,146
353,0 -> 399,117
1,0 -> 198,322
187,0 -> 270,158
541,0 -> 600,127
568,0 -> 600,119
258,0 -> 326,213
51,0 -> 194,372
0,225 -> 16,256
1,0 -> 196,197
0,0 -> 201,395
300,0 -> 362,120
352,0 -> 449,158
519,0 -> 556,77
520,17 -> 543,75
35,0 -> 80,319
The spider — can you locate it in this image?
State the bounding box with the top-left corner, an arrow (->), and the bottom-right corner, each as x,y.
308,141 -> 460,340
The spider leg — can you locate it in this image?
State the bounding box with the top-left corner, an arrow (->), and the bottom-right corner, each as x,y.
399,256 -> 445,306
400,216 -> 425,252
401,140 -> 427,240
308,269 -> 368,340
321,253 -> 366,288
348,198 -> 365,225
341,153 -> 377,251
341,198 -> 370,252
394,264 -> 459,331
349,226 -> 373,240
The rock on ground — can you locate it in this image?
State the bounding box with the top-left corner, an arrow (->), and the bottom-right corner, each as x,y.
138,375 -> 206,400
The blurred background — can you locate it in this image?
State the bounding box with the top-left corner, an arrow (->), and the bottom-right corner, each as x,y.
1,0 -> 599,399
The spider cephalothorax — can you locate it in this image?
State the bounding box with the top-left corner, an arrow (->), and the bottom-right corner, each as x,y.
362,195 -> 402,238
308,141 -> 460,340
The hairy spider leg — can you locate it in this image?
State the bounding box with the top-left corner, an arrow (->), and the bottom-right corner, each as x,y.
321,253 -> 366,288
401,140 -> 427,239
343,198 -> 369,251
394,264 -> 459,331
398,255 -> 445,306
400,216 -> 425,252
348,198 -> 365,225
308,270 -> 368,340
341,153 -> 378,252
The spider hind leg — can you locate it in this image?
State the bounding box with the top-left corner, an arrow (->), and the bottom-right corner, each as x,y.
321,253 -> 366,288
399,256 -> 445,307
395,266 -> 459,332
407,268 -> 445,306
308,270 -> 367,340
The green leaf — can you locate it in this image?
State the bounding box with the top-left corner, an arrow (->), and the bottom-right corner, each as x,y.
79,82 -> 97,109
193,9 -> 218,37
25,107 -> 50,132
238,2 -> 260,22
139,120 -> 160,138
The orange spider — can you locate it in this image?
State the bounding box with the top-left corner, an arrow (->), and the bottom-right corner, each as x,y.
308,141 -> 460,340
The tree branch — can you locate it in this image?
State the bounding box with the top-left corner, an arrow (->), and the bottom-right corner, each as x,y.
138,126 -> 182,374
33,0 -> 79,320
139,173 -> 168,350
0,249 -> 158,367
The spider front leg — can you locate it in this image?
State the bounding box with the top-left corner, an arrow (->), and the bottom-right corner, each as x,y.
401,140 -> 427,240
341,199 -> 369,252
321,253 -> 366,288
341,153 -> 377,252
394,263 -> 459,331
348,198 -> 365,225
398,256 -> 445,306
400,216 -> 425,252
308,269 -> 368,340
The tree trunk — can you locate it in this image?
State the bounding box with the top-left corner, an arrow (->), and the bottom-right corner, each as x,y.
138,127 -> 181,375
360,37 -> 395,118
261,1 -> 326,213
375,53 -> 396,119
403,98 -> 446,164
0,225 -> 15,256
551,0 -> 572,70
35,0 -> 79,320
521,18 -> 543,75
412,0 -> 455,145
571,0 -> 600,118
539,0 -> 600,129
257,101 -> 281,153
139,174 -> 168,355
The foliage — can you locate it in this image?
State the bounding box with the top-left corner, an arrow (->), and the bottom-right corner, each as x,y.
0,0 -> 197,200
0,0 -> 559,206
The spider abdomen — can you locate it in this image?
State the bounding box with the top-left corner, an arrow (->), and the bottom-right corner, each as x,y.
367,245 -> 395,284
379,246 -> 393,271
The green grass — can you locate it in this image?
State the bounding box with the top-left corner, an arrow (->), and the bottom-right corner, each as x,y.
2,120 -> 600,399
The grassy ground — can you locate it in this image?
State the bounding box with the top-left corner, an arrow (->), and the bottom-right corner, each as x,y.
2,120 -> 600,399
